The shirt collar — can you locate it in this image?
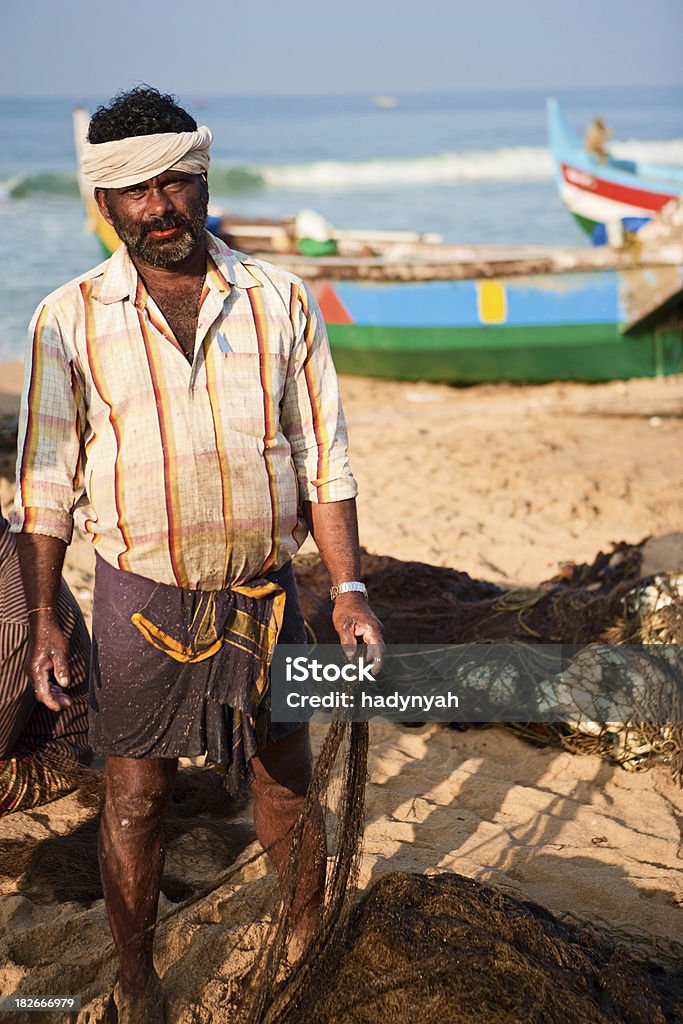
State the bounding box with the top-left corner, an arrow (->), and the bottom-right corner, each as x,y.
93,231 -> 262,306
205,232 -> 264,291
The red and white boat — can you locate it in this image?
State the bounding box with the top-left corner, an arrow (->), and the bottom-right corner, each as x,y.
546,97 -> 683,245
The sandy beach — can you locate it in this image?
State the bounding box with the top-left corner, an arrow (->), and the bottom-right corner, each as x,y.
1,362 -> 682,1021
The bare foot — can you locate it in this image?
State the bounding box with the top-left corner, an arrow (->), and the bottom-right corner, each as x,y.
106,971 -> 165,1024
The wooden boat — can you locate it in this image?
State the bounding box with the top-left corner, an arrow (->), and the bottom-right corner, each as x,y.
73,109 -> 683,384
546,97 -> 683,245
279,226 -> 681,380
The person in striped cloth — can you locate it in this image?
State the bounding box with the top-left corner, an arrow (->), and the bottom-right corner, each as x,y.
0,514 -> 90,814
12,86 -> 383,1023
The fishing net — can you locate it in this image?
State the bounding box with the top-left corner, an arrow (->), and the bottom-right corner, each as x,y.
248,870 -> 683,1024
295,542 -> 683,781
233,720 -> 369,1024
230,734 -> 682,1024
232,541 -> 683,1024
295,541 -> 677,646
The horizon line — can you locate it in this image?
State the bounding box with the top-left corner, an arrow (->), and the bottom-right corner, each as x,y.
2,81 -> 683,102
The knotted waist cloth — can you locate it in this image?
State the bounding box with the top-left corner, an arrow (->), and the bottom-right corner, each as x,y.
89,556 -> 306,794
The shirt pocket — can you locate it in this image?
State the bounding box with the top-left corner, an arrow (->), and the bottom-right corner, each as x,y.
218,351 -> 288,442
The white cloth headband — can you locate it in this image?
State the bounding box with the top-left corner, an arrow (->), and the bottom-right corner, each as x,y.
80,126 -> 212,190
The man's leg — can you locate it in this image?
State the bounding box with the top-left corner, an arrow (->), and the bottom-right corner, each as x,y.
98,756 -> 177,1006
251,725 -> 326,946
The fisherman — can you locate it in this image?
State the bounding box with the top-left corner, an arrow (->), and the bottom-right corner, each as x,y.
0,514 -> 90,815
12,86 -> 383,1023
584,116 -> 612,163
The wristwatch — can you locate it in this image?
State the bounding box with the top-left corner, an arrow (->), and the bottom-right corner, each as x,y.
329,581 -> 368,602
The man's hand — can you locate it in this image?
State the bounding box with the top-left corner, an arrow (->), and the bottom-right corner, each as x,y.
332,592 -> 385,675
301,498 -> 385,671
16,533 -> 71,712
26,609 -> 72,711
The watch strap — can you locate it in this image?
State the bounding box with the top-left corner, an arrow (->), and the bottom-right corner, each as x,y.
329,581 -> 368,602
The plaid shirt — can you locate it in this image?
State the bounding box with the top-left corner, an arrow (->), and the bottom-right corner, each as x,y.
12,234 -> 357,589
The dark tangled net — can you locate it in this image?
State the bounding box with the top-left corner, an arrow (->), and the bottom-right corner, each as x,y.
235,541 -> 683,1023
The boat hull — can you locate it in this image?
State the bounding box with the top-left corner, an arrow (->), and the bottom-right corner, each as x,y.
326,322 -> 683,383
546,98 -> 683,244
313,268 -> 683,383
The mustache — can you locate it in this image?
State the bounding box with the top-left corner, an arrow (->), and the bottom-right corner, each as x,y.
139,212 -> 190,238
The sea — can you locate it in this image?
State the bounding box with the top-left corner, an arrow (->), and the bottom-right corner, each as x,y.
1,84 -> 682,361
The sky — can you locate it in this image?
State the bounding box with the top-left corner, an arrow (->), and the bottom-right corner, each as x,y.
2,0 -> 682,98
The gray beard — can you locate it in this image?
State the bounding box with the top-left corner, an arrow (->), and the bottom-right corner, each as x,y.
105,193 -> 208,269
125,227 -> 200,268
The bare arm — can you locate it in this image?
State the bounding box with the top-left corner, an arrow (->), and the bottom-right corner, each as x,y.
302,498 -> 384,662
16,534 -> 72,711
282,286 -> 382,659
13,301 -> 87,710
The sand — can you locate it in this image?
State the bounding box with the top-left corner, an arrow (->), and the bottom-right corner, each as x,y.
1,363 -> 682,1021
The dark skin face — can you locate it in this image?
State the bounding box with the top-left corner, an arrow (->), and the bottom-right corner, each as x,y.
95,170 -> 208,275
95,171 -> 209,357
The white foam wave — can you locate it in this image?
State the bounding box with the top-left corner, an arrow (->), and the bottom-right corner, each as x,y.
260,146 -> 555,190
612,138 -> 683,165
258,139 -> 683,191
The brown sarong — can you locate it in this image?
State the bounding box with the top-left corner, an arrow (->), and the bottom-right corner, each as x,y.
89,556 -> 306,794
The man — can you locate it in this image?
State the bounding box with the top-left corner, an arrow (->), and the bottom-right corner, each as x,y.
0,514 -> 90,814
584,116 -> 612,163
12,86 -> 383,1023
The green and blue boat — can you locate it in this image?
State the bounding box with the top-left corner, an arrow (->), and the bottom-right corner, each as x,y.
307,261 -> 683,383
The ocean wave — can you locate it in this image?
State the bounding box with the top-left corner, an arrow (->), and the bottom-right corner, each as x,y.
257,139 -> 683,190
612,138 -> 683,165
257,147 -> 555,189
1,173 -> 81,199
3,139 -> 682,198
208,166 -> 266,191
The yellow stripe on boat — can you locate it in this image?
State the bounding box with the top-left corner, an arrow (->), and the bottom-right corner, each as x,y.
85,195 -> 121,255
477,281 -> 507,324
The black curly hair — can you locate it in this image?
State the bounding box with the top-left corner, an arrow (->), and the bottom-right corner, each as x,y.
87,86 -> 197,143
